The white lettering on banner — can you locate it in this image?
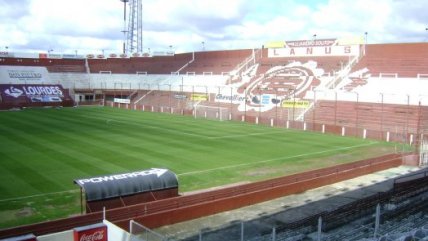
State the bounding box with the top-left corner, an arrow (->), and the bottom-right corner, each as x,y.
215,94 -> 245,103
77,168 -> 168,185
8,71 -> 42,79
269,45 -> 360,57
286,39 -> 337,47
80,231 -> 105,241
23,86 -> 63,96
113,98 -> 131,104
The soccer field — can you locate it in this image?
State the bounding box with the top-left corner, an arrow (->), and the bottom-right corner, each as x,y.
0,106 -> 399,228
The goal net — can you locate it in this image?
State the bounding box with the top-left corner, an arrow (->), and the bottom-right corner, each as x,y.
194,105 -> 231,121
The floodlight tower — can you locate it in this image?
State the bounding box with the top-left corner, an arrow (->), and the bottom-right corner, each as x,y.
120,0 -> 128,54
120,0 -> 143,54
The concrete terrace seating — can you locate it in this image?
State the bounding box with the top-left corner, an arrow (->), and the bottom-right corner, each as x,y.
87,53 -> 193,74
0,57 -> 86,73
305,100 -> 423,135
353,43 -> 428,78
181,49 -> 253,75
86,50 -> 252,75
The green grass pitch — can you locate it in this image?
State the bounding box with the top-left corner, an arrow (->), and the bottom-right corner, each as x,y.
0,106 -> 399,228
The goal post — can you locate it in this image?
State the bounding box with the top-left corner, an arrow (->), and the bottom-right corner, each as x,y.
194,105 -> 231,121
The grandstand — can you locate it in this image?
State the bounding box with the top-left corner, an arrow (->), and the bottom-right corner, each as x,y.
1,38 -> 428,240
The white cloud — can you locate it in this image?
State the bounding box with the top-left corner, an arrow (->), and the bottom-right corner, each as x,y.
1,0 -> 427,54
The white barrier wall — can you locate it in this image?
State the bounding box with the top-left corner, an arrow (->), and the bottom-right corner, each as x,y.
0,66 -> 52,84
36,230 -> 73,241
49,73 -> 229,90
103,220 -> 130,241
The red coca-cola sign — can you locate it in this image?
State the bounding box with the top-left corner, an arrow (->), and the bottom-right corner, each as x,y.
73,223 -> 107,241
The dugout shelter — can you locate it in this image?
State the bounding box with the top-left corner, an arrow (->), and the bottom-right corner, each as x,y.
74,168 -> 179,213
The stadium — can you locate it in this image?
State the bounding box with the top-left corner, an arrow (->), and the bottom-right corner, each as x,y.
1,1 -> 428,241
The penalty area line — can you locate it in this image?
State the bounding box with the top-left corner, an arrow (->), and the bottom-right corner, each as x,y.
177,141 -> 378,177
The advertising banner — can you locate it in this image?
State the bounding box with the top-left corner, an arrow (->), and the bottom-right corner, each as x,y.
74,168 -> 178,201
285,39 -> 337,48
152,51 -> 174,56
62,54 -> 85,59
47,53 -> 62,59
266,38 -> 361,57
215,93 -> 245,104
0,66 -> 50,83
0,84 -> 68,104
113,98 -> 130,104
191,93 -> 208,101
264,41 -> 285,49
73,223 -> 107,241
282,100 -> 310,108
174,93 -> 187,100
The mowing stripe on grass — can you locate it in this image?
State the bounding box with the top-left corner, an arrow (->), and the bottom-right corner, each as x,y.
177,141 -> 378,176
0,141 -> 377,202
79,114 -> 289,140
84,115 -> 209,139
206,131 -> 286,139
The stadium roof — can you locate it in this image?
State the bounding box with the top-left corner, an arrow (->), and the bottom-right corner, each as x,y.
74,168 -> 178,201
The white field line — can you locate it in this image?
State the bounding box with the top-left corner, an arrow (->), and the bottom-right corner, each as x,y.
177,142 -> 378,177
207,131 -> 283,140
0,189 -> 79,202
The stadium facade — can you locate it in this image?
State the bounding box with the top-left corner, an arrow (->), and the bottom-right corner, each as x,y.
1,38 -> 428,240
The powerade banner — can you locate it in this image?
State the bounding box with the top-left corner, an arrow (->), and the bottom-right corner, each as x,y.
74,168 -> 178,201
0,84 -> 68,103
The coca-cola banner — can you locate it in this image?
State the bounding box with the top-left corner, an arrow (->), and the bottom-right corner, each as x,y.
73,223 -> 107,241
0,233 -> 37,241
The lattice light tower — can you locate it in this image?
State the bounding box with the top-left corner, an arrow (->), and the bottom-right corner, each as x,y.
120,0 -> 143,54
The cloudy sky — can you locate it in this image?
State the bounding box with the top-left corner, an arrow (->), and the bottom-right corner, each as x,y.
0,0 -> 427,55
